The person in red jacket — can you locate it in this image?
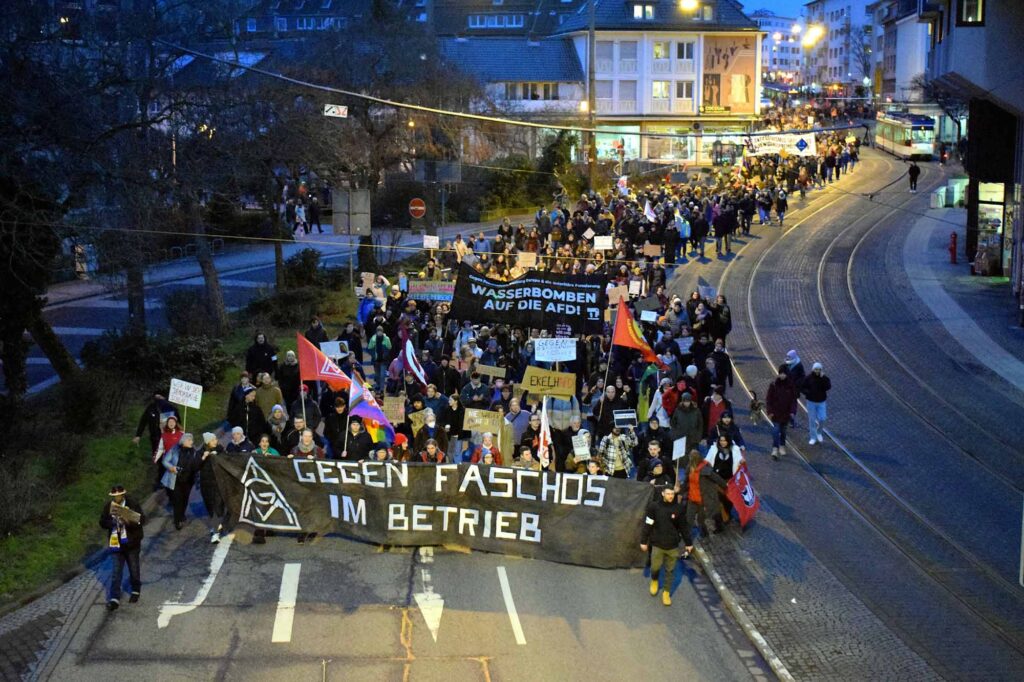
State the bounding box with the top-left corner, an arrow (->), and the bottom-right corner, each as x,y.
470,432 -> 503,465
766,369 -> 799,459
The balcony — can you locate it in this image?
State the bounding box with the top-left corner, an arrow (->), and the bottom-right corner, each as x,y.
651,98 -> 670,113
619,58 -> 637,73
596,58 -> 614,73
674,59 -> 695,75
672,98 -> 695,114
596,99 -> 637,114
652,58 -> 672,74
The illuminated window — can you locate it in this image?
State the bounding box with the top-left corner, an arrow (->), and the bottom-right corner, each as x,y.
653,41 -> 669,59
957,0 -> 984,25
633,4 -> 654,20
652,81 -> 670,99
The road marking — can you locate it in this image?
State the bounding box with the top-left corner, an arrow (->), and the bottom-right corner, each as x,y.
157,533 -> 234,628
272,563 -> 302,643
496,566 -> 526,645
50,327 -> 107,336
413,566 -> 444,643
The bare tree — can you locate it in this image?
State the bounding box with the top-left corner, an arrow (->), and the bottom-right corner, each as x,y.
911,73 -> 969,143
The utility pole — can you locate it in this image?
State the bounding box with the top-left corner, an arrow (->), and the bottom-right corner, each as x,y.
587,0 -> 597,193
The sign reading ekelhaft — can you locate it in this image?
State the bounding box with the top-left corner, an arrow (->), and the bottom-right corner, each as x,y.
449,263 -> 608,334
214,456 -> 652,568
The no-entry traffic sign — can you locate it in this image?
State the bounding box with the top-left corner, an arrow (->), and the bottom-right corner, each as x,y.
409,198 -> 426,219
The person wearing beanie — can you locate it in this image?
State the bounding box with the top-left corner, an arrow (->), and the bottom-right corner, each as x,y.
162,432 -> 201,530
779,350 -> 806,427
100,484 -> 146,611
670,390 -> 704,452
199,432 -> 226,543
226,426 -> 255,453
278,349 -> 301,408
801,362 -> 831,445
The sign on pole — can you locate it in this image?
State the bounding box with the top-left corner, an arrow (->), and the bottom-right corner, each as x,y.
409,198 -> 427,220
534,338 -> 576,362
423,234 -> 440,249
169,378 -> 203,410
672,437 -> 687,461
323,104 -> 349,118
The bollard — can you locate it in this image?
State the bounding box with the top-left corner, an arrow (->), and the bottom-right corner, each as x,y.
949,232 -> 958,264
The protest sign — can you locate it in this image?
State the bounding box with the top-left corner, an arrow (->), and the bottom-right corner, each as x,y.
583,227 -> 595,240
676,336 -> 694,353
423,234 -> 440,249
639,310 -> 658,323
407,279 -> 455,302
594,236 -> 613,251
474,364 -> 506,379
517,252 -> 537,268
169,378 -> 202,410
214,456 -> 653,568
463,409 -> 504,435
672,437 -> 687,461
361,272 -> 375,291
534,338 -> 576,362
319,341 -> 344,358
572,434 -> 591,460
554,323 -> 573,338
399,275 -> 408,292
407,409 -> 427,434
642,243 -> 663,257
613,409 -> 638,429
698,284 -> 717,300
634,295 -> 661,314
383,397 -> 405,425
449,264 -> 607,335
521,366 -> 576,398
628,280 -> 642,296
607,285 -> 629,305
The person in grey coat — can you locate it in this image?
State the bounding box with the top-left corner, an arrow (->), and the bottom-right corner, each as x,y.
162,433 -> 201,530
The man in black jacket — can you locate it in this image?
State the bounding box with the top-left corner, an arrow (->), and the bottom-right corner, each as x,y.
341,419 -> 374,462
640,485 -> 691,606
100,485 -> 146,611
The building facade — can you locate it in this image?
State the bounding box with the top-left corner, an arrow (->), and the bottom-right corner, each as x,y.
750,9 -> 804,85
803,0 -> 873,91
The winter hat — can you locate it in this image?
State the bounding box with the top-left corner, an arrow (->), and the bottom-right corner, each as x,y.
686,364 -> 698,378
785,350 -> 798,363
202,432 -> 217,444
231,426 -> 244,436
681,391 -> 693,400
812,362 -> 823,371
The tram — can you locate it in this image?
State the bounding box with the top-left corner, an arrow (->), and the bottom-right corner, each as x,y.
874,111 -> 936,160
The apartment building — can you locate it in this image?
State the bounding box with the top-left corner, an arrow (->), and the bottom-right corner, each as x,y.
803,0 -> 873,90
749,9 -> 804,85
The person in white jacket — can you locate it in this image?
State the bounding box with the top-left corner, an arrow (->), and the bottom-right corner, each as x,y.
704,435 -> 745,527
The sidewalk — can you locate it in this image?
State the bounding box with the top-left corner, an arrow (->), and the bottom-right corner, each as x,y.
903,207 -> 1024,386
45,217 -> 526,308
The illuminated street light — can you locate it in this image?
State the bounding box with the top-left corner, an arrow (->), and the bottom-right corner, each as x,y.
802,25 -> 824,48
792,23 -> 802,33
773,32 -> 783,41
579,100 -> 589,113
679,0 -> 699,12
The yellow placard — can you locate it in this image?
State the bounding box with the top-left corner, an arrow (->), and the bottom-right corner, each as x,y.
521,366 -> 576,398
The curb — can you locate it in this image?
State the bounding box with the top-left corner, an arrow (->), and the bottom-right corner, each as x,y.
0,489 -> 165,619
693,543 -> 795,682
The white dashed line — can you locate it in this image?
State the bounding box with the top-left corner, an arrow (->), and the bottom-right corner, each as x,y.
272,563 -> 302,643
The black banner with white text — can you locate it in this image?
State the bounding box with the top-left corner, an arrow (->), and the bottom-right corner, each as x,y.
448,263 -> 608,334
213,455 -> 653,568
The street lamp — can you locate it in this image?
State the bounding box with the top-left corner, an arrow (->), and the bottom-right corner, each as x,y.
679,0 -> 699,11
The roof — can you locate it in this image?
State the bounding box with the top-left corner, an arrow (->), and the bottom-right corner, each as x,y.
440,37 -> 584,83
432,0 -> 585,38
555,0 -> 758,34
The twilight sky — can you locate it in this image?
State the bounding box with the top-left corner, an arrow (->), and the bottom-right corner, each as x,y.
742,0 -> 808,20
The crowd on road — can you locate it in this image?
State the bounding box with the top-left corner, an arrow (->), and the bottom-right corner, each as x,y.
107,111 -> 851,612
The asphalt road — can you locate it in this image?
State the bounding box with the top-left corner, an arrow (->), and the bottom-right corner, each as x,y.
40,502 -> 769,681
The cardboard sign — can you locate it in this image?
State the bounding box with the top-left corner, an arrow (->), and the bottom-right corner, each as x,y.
424,234 -> 440,249
639,310 -> 658,323
518,252 -> 537,268
583,227 -> 595,240
594,236 -> 613,251
463,408 -> 504,435
607,285 -> 629,305
361,272 -> 376,292
399,275 -> 408,292
407,279 -> 455,302
475,364 -> 506,379
534,338 -> 576,362
572,433 -> 591,459
521,366 -> 576,398
698,285 -> 717,301
383,396 -> 405,425
672,437 -> 687,461
628,280 -> 642,296
642,243 -> 663,257
676,336 -> 694,353
612,409 -> 637,429
319,341 -> 344,358
168,378 -> 202,409
407,409 -> 427,434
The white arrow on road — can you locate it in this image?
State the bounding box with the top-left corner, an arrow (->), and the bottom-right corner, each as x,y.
413,548 -> 444,642
157,533 -> 234,628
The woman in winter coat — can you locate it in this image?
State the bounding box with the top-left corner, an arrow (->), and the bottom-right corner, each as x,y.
708,294 -> 732,342
198,432 -> 226,543
153,415 -> 184,489
277,351 -> 301,408
684,449 -> 729,536
708,411 -> 746,454
266,404 -> 289,452
766,370 -> 798,459
704,435 -> 745,526
162,432 -> 201,530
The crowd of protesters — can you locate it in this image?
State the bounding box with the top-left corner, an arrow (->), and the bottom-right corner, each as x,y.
115,111 -> 848,611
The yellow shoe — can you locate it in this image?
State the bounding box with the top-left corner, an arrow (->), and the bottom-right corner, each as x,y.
649,579 -> 659,596
662,590 -> 672,606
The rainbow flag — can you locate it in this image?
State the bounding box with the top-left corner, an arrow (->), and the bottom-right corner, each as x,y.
349,372 -> 395,444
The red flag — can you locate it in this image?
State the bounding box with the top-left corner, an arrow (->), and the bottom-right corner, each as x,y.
611,300 -> 667,369
726,463 -> 760,528
295,332 -> 351,391
399,329 -> 429,388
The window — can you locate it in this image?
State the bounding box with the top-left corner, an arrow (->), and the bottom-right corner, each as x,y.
620,41 -> 638,60
619,80 -> 637,101
676,81 -> 694,99
596,41 -> 613,60
694,5 -> 713,21
653,41 -> 669,59
676,41 -> 694,60
595,80 -> 613,98
652,81 -> 670,99
543,83 -> 560,100
275,17 -> 287,31
468,13 -> 524,28
957,0 -> 984,25
633,4 -> 654,20
246,17 -> 256,32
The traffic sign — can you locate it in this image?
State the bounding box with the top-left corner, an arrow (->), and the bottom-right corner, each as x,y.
323,104 -> 348,118
409,198 -> 426,219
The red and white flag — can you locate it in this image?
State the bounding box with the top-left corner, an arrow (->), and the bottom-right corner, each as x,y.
399,331 -> 429,388
295,333 -> 351,391
538,397 -> 553,468
726,463 -> 761,528
644,199 -> 658,223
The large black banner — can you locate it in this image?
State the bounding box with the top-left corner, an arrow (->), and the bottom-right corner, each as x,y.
213,455 -> 653,569
448,263 -> 608,334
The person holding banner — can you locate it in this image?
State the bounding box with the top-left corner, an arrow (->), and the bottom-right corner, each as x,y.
469,432 -> 503,465
705,435 -> 746,527
199,432 -> 227,544
684,449 -> 729,538
640,485 -> 691,607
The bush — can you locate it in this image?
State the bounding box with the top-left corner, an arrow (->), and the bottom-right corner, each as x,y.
59,369 -> 130,434
283,248 -> 322,288
80,332 -> 233,392
245,286 -> 325,328
163,289 -> 223,338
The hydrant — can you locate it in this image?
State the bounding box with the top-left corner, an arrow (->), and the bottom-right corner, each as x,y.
949,231 -> 958,264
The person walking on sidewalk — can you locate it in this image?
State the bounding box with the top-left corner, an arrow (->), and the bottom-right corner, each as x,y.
99,485 -> 146,611
766,369 -> 798,459
640,484 -> 691,606
908,161 -> 921,193
802,362 -> 832,445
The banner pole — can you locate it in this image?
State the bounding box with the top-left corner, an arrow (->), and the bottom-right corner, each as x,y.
183,406 -> 187,431
597,349 -> 613,419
